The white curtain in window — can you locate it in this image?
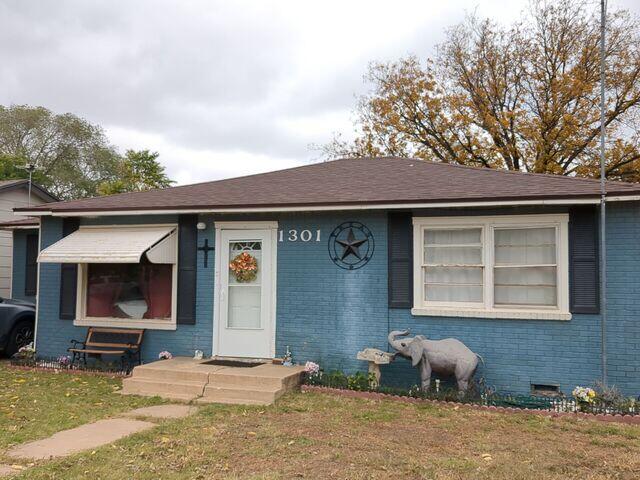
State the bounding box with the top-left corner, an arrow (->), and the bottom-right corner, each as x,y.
424,228 -> 483,303
494,227 -> 557,306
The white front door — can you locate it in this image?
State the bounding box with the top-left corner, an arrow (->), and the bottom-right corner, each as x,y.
215,227 -> 276,358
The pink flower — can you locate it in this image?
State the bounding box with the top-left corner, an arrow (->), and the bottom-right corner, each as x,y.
304,361 -> 320,374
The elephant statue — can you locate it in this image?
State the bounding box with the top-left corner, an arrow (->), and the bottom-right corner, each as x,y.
388,330 -> 481,394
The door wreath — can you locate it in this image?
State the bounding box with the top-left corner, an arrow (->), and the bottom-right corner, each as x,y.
229,252 -> 258,282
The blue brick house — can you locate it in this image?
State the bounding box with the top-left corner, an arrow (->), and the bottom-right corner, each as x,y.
13,157 -> 640,396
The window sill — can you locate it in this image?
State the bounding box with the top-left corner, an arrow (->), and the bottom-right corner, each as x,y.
411,307 -> 572,321
73,318 -> 177,331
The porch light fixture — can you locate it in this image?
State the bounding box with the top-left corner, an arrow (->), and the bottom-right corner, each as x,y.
196,222 -> 207,230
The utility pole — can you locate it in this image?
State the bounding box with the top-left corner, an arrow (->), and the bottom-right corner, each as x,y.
25,163 -> 36,207
599,0 -> 608,386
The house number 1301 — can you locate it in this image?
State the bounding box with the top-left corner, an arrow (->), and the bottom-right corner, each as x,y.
278,229 -> 321,242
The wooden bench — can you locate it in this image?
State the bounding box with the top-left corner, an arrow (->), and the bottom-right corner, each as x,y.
68,327 -> 144,371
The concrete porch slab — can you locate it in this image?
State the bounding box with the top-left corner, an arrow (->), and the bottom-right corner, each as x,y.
6,418 -> 155,460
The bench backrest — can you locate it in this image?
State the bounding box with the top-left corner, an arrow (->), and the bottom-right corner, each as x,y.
85,327 -> 144,349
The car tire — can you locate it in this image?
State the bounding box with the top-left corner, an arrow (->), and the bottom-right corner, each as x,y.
6,319 -> 34,357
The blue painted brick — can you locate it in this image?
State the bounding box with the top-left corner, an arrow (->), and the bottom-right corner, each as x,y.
35,215 -> 214,362
34,205 -> 640,396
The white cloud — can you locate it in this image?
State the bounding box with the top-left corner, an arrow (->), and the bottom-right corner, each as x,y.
105,125 -> 305,185
1,0 -> 637,185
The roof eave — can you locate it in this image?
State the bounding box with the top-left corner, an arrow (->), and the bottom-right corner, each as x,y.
0,180 -> 59,203
0,225 -> 39,230
14,195 -> 625,217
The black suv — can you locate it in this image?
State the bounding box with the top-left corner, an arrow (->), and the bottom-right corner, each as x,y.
0,298 -> 35,356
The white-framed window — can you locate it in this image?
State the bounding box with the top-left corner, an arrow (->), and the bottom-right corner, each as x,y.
412,214 -> 570,321
74,224 -> 178,330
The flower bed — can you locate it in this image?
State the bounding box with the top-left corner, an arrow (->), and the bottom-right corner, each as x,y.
303,366 -> 639,417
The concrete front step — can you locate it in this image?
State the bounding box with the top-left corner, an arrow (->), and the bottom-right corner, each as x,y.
199,385 -> 283,405
209,372 -> 287,390
131,367 -> 209,384
128,359 -> 212,384
121,357 -> 305,405
121,378 -> 205,401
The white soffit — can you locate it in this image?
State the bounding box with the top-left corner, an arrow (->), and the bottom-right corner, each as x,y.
38,226 -> 176,264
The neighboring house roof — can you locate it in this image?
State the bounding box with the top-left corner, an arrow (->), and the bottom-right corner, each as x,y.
0,179 -> 58,203
0,217 -> 39,230
14,157 -> 640,215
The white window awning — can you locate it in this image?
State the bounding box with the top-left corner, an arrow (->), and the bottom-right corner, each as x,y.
38,226 -> 177,264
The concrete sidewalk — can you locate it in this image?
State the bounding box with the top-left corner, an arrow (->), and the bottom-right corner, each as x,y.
5,403 -> 198,462
7,418 -> 155,460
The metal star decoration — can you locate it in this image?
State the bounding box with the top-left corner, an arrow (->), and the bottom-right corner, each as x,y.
336,228 -> 368,260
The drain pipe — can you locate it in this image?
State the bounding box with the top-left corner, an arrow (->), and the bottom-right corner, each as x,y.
599,0 -> 608,386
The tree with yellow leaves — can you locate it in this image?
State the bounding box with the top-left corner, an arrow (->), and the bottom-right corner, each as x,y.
325,0 -> 640,181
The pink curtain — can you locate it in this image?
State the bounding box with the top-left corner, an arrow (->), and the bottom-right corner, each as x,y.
86,266 -> 121,317
141,264 -> 172,319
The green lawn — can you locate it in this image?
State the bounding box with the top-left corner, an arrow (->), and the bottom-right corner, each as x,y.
2,364 -> 640,479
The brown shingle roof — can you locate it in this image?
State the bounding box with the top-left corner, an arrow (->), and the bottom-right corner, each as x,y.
15,157 -> 640,214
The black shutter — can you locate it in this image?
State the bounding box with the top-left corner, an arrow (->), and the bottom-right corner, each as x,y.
569,206 -> 600,314
24,233 -> 39,296
388,212 -> 413,309
177,215 -> 198,324
59,218 -> 80,320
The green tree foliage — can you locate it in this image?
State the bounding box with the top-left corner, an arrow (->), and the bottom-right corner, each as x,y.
0,105 -> 175,200
97,149 -> 174,195
0,105 -> 123,199
0,154 -> 32,181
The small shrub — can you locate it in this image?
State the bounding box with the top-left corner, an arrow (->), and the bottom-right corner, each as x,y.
13,342 -> 36,364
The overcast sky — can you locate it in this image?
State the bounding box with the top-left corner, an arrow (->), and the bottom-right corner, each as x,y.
1,0 -> 638,185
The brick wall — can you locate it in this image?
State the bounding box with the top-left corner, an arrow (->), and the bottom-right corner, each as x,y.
273,208 -> 637,396
604,202 -> 640,394
33,205 -> 640,396
274,212 -> 389,373
35,215 -> 214,362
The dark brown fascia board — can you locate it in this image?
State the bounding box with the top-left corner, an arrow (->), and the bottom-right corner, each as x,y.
13,193 -> 623,216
